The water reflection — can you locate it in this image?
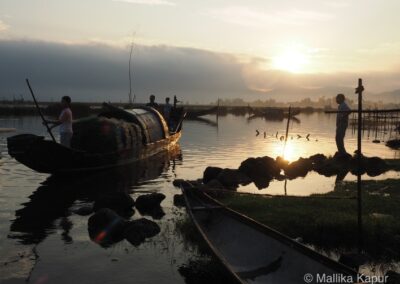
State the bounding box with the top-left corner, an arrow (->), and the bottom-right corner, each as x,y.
9,146 -> 182,246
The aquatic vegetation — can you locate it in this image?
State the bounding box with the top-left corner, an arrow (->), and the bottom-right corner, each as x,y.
215,180 -> 400,263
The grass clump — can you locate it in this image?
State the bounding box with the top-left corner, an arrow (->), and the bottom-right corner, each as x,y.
216,179 -> 400,261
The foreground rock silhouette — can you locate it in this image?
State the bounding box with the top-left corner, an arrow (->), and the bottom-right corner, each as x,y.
88,208 -> 160,247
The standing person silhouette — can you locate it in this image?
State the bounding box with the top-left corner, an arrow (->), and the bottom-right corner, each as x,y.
146,94 -> 159,109
44,96 -> 73,147
163,97 -> 172,120
335,94 -> 351,158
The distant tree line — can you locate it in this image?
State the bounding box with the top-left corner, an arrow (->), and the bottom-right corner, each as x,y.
214,97 -> 400,110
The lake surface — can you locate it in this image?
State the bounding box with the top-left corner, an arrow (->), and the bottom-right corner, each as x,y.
1,113 -> 399,283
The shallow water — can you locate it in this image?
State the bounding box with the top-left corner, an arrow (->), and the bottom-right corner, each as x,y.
0,113 -> 399,283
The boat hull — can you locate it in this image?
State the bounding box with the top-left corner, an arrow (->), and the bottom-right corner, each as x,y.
182,186 -> 358,284
8,132 -> 181,174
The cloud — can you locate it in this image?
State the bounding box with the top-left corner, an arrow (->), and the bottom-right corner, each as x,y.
209,6 -> 333,28
0,39 -> 249,103
112,0 -> 175,6
0,39 -> 399,103
0,20 -> 9,32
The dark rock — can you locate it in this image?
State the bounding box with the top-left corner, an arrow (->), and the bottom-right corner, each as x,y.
217,168 -> 251,187
239,156 -> 280,180
93,192 -> 135,217
386,139 -> 400,149
274,174 -> 286,181
372,139 -> 381,143
333,152 -> 352,161
284,158 -> 313,179
123,218 -> 161,246
253,177 -> 271,189
88,208 -> 126,246
309,154 -> 327,166
349,162 -> 366,175
135,193 -> 166,211
173,179 -> 185,187
173,194 -> 185,207
315,158 -> 348,177
275,156 -> 289,170
349,155 -> 387,176
364,156 -> 388,177
71,204 -> 94,216
203,167 -> 223,184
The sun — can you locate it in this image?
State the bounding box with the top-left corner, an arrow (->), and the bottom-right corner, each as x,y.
271,141 -> 298,162
272,47 -> 308,73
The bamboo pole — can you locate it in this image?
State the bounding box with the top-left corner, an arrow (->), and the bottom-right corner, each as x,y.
355,78 -> 364,254
26,79 -> 56,142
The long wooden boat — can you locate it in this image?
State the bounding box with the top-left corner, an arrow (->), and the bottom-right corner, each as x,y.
7,104 -> 185,174
186,106 -> 218,118
182,185 -> 358,284
248,106 -> 300,121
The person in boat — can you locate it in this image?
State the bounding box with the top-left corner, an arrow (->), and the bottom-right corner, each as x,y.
163,97 -> 173,128
335,93 -> 351,158
44,96 -> 73,147
146,94 -> 159,109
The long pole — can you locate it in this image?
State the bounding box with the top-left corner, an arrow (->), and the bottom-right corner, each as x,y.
26,79 -> 56,142
128,41 -> 134,105
355,78 -> 364,253
283,106 -> 292,157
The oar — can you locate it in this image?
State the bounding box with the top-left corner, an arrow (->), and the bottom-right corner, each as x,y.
25,79 -> 57,142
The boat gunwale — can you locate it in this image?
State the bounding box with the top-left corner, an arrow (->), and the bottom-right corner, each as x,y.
9,131 -> 181,174
181,184 -> 245,284
181,184 -> 359,283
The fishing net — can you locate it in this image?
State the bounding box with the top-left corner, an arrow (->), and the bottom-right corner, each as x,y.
71,116 -> 142,153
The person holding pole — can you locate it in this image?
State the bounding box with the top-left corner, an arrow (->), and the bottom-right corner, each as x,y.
335,93 -> 351,158
44,96 -> 73,147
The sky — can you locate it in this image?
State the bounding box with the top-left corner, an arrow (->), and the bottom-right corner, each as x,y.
1,0 -> 400,103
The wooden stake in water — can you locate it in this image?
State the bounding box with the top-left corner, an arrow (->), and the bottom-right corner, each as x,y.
355,78 -> 364,253
283,106 -> 292,158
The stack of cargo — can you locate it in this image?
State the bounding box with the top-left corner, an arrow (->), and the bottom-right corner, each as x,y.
71,116 -> 143,153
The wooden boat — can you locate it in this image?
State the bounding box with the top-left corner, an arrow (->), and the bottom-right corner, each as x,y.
7,103 -> 185,174
248,106 -> 300,121
181,185 -> 358,284
186,106 -> 218,119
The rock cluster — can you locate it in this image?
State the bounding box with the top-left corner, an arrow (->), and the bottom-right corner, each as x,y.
386,139 -> 400,149
87,192 -> 165,247
135,193 -> 166,219
199,154 -> 392,190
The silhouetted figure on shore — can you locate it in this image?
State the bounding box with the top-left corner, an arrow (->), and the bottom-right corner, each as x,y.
335,94 -> 351,157
146,94 -> 159,108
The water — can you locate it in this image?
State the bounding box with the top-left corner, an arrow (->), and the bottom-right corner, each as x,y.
0,113 -> 399,283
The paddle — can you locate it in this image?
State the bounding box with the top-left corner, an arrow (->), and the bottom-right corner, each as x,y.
25,79 -> 57,142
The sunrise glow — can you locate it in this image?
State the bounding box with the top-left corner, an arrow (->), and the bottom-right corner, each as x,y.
272,47 -> 309,73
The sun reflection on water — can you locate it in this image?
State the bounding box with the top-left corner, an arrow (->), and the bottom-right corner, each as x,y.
271,141 -> 299,162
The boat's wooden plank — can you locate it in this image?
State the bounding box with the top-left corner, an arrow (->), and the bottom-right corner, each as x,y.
191,205 -> 223,211
182,185 -> 359,284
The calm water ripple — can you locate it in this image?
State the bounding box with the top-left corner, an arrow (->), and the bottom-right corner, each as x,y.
0,113 -> 399,283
